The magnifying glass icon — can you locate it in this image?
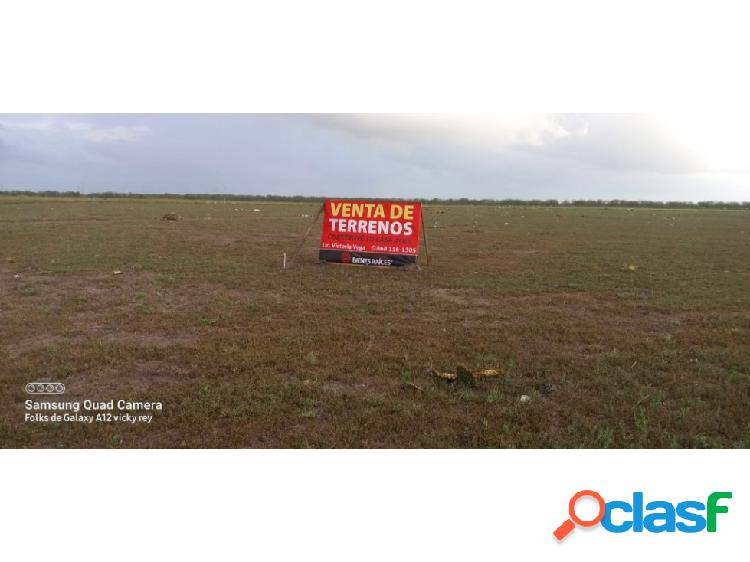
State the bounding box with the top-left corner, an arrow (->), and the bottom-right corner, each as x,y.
553,490 -> 606,541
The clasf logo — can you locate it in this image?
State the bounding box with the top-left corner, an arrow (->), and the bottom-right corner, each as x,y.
554,490 -> 732,541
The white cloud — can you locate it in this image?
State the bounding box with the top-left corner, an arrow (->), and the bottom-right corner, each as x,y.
307,113 -> 705,176
8,120 -> 57,132
654,113 -> 750,172
0,117 -> 151,142
308,113 -> 581,151
80,124 -> 152,142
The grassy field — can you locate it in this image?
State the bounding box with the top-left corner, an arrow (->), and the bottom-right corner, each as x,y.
1,196 -> 749,448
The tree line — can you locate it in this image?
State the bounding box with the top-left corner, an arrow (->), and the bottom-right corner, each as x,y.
1,190 -> 748,209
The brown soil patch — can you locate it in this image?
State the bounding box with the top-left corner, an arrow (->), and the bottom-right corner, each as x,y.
321,380 -> 369,397
64,359 -> 194,398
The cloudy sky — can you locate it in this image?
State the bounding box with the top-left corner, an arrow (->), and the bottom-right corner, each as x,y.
0,113 -> 748,201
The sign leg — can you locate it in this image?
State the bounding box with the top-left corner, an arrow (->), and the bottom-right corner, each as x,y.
420,206 -> 431,266
289,202 -> 324,265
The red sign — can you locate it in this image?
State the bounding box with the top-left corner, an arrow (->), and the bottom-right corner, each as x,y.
319,199 -> 422,266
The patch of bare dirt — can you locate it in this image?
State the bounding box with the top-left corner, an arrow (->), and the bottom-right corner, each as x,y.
5,331 -> 199,360
101,332 -> 200,348
428,288 -> 612,311
426,288 -> 495,307
321,380 -> 368,397
0,217 -> 109,224
168,227 -> 298,247
3,335 -> 86,359
63,359 -> 195,397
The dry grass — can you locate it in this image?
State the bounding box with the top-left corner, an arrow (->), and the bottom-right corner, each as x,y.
1,197 -> 749,447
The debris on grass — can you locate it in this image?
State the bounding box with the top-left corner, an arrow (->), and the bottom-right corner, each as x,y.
428,368 -> 458,381
519,394 -> 532,403
112,270 -> 123,275
456,365 -> 475,387
253,208 -> 261,212
622,263 -> 638,271
13,274 -> 21,279
161,213 -> 179,221
428,365 -> 504,386
405,382 -> 424,392
199,316 -> 221,326
537,382 -> 558,395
